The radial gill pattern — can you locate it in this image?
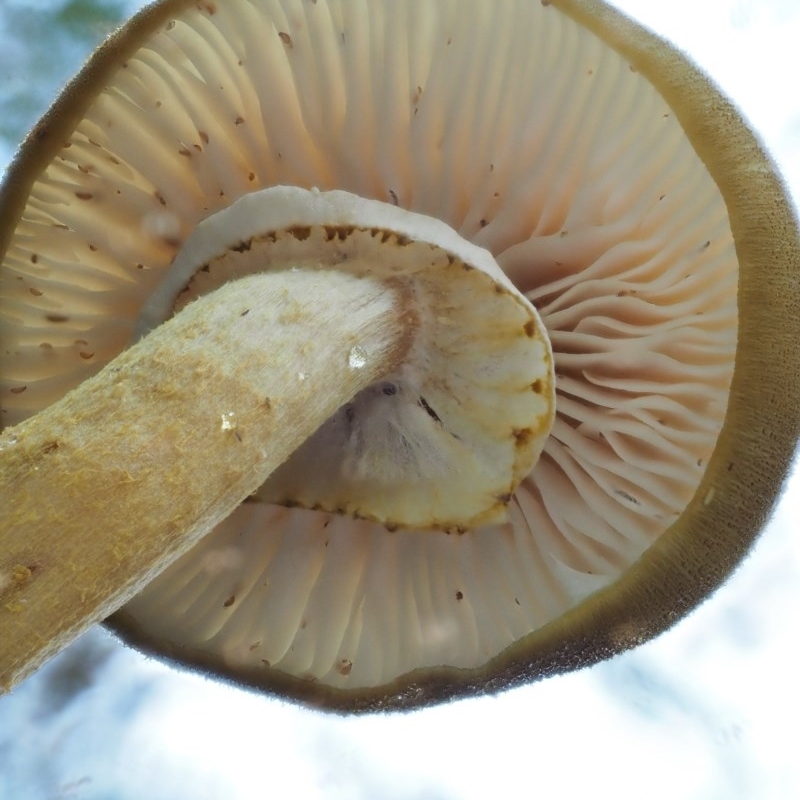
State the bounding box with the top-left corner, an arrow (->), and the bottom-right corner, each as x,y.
0,0 -> 737,690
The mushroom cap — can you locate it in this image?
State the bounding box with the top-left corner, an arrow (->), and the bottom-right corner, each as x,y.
1,0 -> 798,711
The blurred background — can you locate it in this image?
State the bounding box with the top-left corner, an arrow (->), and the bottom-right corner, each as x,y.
1,1 -> 798,798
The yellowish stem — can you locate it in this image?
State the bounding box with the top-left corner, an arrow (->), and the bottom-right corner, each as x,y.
0,270 -> 413,691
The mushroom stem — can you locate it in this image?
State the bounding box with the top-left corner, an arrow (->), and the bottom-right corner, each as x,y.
0,269 -> 414,691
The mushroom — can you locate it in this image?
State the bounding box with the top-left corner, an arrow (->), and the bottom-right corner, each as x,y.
1,0 -> 798,712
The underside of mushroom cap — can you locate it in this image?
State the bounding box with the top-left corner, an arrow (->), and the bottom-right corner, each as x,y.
1,0 -> 798,711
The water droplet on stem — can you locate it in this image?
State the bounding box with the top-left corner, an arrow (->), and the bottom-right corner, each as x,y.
348,345 -> 368,369
220,411 -> 237,431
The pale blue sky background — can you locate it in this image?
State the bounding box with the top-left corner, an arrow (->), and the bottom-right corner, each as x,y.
0,2 -> 798,798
